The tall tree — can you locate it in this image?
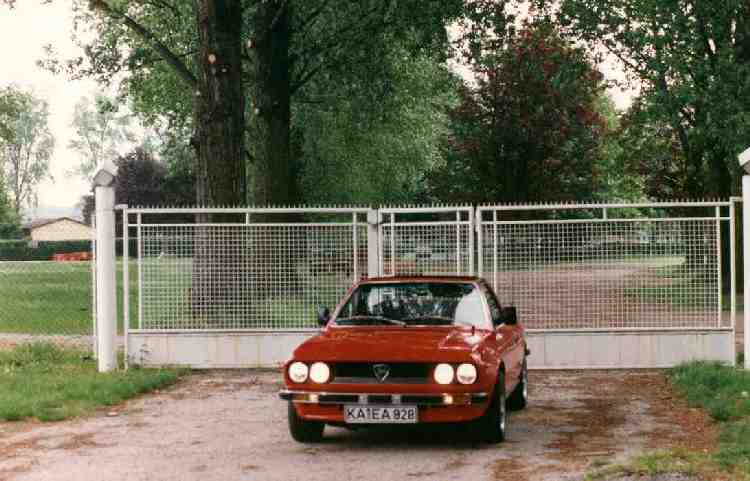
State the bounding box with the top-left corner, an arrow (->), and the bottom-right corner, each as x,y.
557,0 -> 750,198
0,88 -> 54,215
44,0 -> 462,206
0,175 -> 21,239
72,0 -> 246,208
429,18 -> 608,204
69,93 -> 135,179
0,86 -> 22,146
296,40 -> 459,205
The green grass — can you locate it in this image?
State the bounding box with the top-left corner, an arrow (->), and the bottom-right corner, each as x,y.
0,260 -> 138,335
0,343 -> 185,422
587,361 -> 750,481
0,259 -> 345,334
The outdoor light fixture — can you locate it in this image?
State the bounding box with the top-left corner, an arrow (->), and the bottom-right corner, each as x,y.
91,160 -> 118,187
739,146 -> 750,174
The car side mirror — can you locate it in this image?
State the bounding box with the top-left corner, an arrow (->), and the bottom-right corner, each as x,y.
496,306 -> 517,327
317,306 -> 330,327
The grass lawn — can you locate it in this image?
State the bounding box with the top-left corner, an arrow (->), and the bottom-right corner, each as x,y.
0,260 -> 138,335
587,361 -> 750,481
0,259 -> 346,334
0,343 -> 185,422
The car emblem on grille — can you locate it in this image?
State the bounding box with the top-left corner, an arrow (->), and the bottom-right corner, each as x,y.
373,363 -> 390,382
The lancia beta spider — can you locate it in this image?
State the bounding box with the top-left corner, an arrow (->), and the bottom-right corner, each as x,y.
279,276 -> 528,443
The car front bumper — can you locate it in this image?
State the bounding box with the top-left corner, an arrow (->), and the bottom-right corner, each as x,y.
279,390 -> 490,423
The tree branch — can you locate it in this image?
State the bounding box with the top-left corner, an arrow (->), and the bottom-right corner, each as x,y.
90,0 -> 197,87
293,0 -> 333,35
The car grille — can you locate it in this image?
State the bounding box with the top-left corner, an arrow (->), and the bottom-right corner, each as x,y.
332,362 -> 431,384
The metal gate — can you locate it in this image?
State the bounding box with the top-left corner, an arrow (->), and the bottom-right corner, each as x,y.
121,202 -> 737,369
377,206 -> 474,277
477,200 -> 736,368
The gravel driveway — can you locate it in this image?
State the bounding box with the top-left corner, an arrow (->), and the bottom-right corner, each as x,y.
0,370 -> 715,481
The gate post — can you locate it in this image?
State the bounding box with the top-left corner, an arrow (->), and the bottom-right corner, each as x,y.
93,163 -> 118,372
367,209 -> 380,277
743,176 -> 750,369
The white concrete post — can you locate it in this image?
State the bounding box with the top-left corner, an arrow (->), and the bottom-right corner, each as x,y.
743,176 -> 750,369
367,209 -> 380,277
93,163 -> 118,372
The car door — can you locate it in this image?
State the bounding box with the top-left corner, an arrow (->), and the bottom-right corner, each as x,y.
480,282 -> 524,394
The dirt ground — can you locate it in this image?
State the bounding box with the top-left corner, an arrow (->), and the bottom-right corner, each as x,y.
0,370 -> 718,481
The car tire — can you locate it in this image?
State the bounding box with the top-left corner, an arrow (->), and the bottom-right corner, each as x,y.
474,370 -> 507,443
507,358 -> 528,411
288,403 -> 324,443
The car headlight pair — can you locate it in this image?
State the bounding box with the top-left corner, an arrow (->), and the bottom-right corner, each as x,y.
288,361 -> 330,383
434,363 -> 477,385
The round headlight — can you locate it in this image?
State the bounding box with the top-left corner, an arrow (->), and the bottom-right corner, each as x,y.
456,363 -> 478,384
288,362 -> 308,383
434,363 -> 455,385
309,362 -> 331,384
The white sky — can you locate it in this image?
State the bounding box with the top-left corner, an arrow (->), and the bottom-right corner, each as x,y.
0,1 -> 97,210
0,3 -> 634,212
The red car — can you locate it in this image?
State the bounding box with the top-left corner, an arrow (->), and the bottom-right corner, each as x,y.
279,276 -> 529,443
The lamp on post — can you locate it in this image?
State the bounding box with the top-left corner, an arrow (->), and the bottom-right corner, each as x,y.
739,147 -> 750,370
92,160 -> 118,372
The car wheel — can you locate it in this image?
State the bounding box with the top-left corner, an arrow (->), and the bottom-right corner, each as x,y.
507,358 -> 528,411
474,370 -> 507,443
288,403 -> 324,443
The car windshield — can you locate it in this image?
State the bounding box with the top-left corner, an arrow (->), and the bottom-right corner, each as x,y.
335,282 -> 489,328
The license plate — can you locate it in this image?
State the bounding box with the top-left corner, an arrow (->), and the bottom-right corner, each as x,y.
344,405 -> 418,424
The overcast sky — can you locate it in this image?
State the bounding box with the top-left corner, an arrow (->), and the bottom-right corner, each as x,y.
0,3 -> 634,213
0,1 -> 100,211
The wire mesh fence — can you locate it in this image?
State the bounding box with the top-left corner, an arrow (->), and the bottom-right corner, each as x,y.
0,215 -> 95,349
128,208 -> 369,330
2,201 -> 734,352
379,207 -> 474,277
478,203 -> 732,330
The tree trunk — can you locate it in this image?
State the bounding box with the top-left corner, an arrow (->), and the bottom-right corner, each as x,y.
192,0 -> 246,320
251,0 -> 293,208
194,0 -> 246,208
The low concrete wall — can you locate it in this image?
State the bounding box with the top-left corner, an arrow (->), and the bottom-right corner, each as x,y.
526,330 -> 735,369
127,330 -> 317,369
127,329 -> 735,369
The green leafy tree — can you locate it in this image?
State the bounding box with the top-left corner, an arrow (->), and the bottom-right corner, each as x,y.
68,93 -> 136,179
0,175 -> 21,239
0,86 -> 22,146
429,19 -> 609,204
557,0 -> 750,198
0,89 -> 54,215
296,41 -> 459,205
39,0 -> 462,207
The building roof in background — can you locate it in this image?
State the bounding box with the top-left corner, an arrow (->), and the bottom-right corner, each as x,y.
23,217 -> 90,230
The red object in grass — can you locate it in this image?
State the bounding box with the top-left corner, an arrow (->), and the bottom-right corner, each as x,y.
53,252 -> 92,262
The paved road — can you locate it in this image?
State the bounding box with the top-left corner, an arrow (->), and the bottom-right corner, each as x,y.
0,370 -> 715,481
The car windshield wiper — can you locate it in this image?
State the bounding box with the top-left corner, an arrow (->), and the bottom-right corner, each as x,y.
336,315 -> 407,326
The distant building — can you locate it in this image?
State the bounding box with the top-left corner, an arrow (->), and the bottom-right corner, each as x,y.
23,217 -> 92,241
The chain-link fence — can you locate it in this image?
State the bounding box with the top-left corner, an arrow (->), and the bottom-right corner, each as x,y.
0,215 -> 95,350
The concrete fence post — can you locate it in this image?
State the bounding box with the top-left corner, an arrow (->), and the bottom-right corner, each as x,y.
367,209 -> 380,278
743,176 -> 750,369
93,163 -> 118,372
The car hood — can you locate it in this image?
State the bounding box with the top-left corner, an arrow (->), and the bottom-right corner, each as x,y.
292,326 -> 490,363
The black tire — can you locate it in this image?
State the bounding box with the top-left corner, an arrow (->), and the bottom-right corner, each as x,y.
288,403 -> 324,443
474,370 -> 507,443
507,358 -> 528,411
